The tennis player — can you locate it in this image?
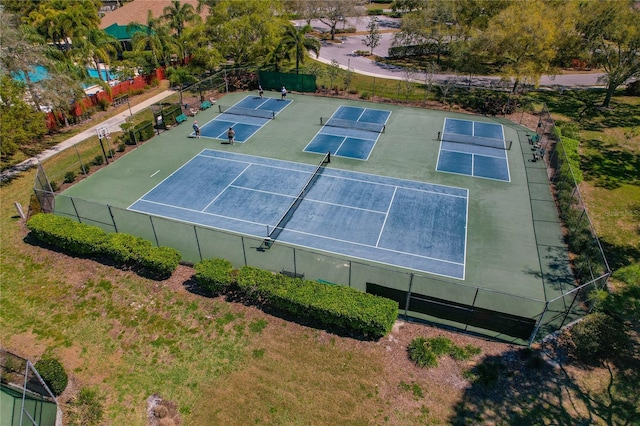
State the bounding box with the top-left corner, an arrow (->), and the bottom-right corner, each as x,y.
192,121 -> 200,138
227,127 -> 235,145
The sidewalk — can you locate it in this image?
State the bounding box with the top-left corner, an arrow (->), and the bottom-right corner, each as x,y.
2,90 -> 175,182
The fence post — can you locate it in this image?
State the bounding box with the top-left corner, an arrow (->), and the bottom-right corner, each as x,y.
404,273 -> 414,320
528,300 -> 549,346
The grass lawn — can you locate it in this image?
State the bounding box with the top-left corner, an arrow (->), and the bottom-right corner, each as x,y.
1,81 -> 638,424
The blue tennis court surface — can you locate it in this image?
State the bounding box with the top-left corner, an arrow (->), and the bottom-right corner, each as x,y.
436,118 -> 511,182
128,150 -> 468,279
304,105 -> 391,160
193,96 -> 291,142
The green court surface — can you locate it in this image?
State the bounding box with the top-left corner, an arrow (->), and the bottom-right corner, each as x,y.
57,91 -> 573,342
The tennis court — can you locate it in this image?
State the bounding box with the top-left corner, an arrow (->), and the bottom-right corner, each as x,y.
304,105 -> 391,160
194,96 -> 292,142
128,149 -> 468,279
436,118 -> 511,182
55,91 -> 575,341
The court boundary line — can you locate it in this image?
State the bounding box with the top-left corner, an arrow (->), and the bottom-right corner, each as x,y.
376,186 -> 397,247
202,163 -> 252,211
197,149 -> 469,196
304,105 -> 390,161
127,149 -> 468,280
277,225 -> 465,267
437,118 -> 512,182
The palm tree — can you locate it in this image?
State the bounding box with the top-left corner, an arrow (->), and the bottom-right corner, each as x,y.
278,24 -> 321,74
130,11 -> 176,68
166,66 -> 197,105
78,28 -> 121,82
27,0 -> 100,52
162,0 -> 200,38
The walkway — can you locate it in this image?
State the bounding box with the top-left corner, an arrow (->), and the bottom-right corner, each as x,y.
2,90 -> 175,182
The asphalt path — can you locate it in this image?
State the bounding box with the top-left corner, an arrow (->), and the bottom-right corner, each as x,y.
303,17 -> 605,88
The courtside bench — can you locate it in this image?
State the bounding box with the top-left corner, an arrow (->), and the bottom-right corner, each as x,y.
175,114 -> 187,125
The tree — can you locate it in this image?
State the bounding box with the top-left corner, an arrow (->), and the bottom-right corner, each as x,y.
277,24 -> 321,74
0,76 -> 48,160
474,0 -> 560,92
75,28 -> 121,82
162,0 -> 200,38
206,0 -> 287,66
393,0 -> 457,64
578,1 -> 640,107
130,10 -> 176,69
166,66 -> 198,105
27,0 -> 101,52
362,17 -> 381,55
316,0 -> 360,41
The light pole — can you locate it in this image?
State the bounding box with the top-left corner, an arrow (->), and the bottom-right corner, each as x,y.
126,99 -> 138,145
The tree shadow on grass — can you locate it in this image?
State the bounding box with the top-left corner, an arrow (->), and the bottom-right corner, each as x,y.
529,90 -> 640,132
598,238 -> 640,271
581,148 -> 640,189
449,343 -> 640,425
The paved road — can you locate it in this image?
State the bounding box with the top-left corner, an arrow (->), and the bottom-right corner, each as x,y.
303,17 -> 605,88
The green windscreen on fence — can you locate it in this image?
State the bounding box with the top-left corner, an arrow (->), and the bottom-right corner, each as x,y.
258,71 -> 317,92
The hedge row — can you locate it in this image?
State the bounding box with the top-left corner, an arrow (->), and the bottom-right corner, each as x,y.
194,259 -> 398,339
27,214 -> 180,279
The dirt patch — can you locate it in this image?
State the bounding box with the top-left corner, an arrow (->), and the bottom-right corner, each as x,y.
147,394 -> 182,426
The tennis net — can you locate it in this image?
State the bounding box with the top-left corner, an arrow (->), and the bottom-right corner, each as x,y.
441,132 -> 512,150
320,117 -> 385,133
218,105 -> 276,119
268,152 -> 331,242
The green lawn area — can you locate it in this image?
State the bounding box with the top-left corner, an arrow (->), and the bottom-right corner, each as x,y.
1,77 -> 638,424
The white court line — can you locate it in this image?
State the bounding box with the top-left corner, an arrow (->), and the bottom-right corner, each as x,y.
202,163 -> 252,211
280,226 -> 464,267
150,170 -> 160,178
130,198 -> 270,228
376,186 -> 397,247
440,146 -> 506,160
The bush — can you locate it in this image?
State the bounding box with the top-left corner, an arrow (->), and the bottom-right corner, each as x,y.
64,171 -> 76,184
34,358 -> 68,396
408,336 -> 481,368
408,337 -> 439,368
27,213 -> 109,255
194,258 -> 234,294
232,266 -> 398,338
568,312 -> 629,361
67,387 -> 104,426
27,214 -> 180,279
93,155 -> 104,166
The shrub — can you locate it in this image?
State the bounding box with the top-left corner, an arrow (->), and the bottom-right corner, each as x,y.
408,336 -> 481,368
67,387 -> 104,425
27,214 -> 108,255
568,312 -> 629,361
93,155 -> 104,166
194,258 -> 234,294
408,337 -> 439,368
64,171 -> 76,184
27,214 -> 180,279
234,266 -> 398,338
34,358 -> 68,396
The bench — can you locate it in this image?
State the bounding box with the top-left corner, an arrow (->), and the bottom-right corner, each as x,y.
175,113 -> 187,125
200,100 -> 212,110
